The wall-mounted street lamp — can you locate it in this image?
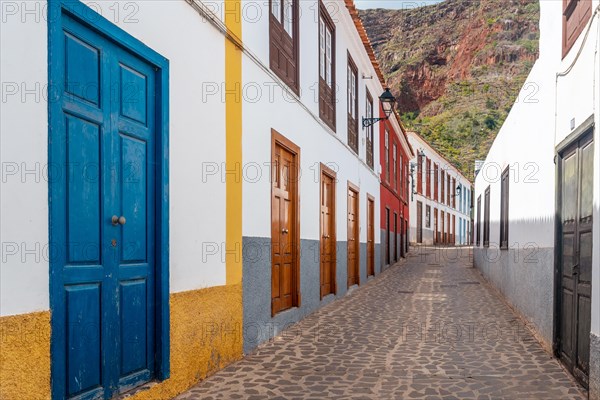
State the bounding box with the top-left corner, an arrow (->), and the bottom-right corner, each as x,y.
362,88 -> 397,128
451,185 -> 462,198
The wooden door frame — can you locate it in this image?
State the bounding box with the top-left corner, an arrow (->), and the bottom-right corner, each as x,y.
347,181 -> 360,287
393,211 -> 398,261
271,129 -> 302,315
416,201 -> 423,244
434,207 -> 438,244
552,117 -> 595,371
320,163 -> 337,299
366,193 -> 375,276
48,2 -> 171,396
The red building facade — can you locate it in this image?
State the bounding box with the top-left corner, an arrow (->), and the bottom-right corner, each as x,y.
379,110 -> 413,268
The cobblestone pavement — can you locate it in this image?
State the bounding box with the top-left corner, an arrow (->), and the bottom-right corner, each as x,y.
175,247 -> 587,400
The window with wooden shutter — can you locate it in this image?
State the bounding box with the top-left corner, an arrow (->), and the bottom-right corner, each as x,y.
366,90 -> 374,168
270,0 -> 299,93
563,0 -> 593,57
392,144 -> 397,191
483,186 -> 490,247
400,154 -> 404,196
434,164 -> 439,201
500,167 -> 510,249
347,55 -> 358,153
426,158 -> 431,198
319,4 -> 336,130
441,170 -> 445,205
384,129 -> 389,182
417,154 -> 423,194
447,174 -> 451,206
451,178 -> 456,208
476,195 -> 481,246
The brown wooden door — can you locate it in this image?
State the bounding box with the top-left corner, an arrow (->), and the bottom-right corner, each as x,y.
394,213 -> 398,261
558,132 -> 594,388
448,213 -> 451,245
385,208 -> 390,265
271,137 -> 299,316
417,201 -> 423,244
399,217 -> 404,258
434,208 -> 438,244
452,214 -> 456,245
367,196 -> 375,277
441,211 -> 445,244
320,168 -> 336,298
347,185 -> 359,287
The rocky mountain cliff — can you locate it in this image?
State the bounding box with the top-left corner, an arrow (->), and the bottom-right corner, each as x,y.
360,0 -> 540,177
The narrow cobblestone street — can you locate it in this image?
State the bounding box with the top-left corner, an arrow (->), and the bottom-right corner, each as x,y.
175,247 -> 587,400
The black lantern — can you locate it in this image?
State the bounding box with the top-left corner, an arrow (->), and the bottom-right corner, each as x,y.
379,88 -> 396,118
362,88 -> 397,128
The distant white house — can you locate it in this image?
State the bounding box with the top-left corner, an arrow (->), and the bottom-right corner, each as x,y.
473,0 -> 600,396
407,132 -> 472,247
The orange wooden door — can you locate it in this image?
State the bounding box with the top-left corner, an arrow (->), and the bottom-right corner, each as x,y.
447,213 -> 451,244
347,186 -> 359,287
434,208 -> 438,244
320,170 -> 336,298
271,142 -> 298,315
367,196 -> 375,277
441,211 -> 445,244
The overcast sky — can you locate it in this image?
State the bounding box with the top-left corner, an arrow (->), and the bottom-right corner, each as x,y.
355,0 -> 445,10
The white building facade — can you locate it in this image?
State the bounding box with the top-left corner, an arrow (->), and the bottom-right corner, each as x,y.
0,0 -> 390,398
408,132 -> 472,247
473,1 -> 600,396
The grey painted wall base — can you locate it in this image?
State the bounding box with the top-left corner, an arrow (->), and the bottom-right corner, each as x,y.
590,332 -> 600,400
243,237 -> 380,354
474,246 -> 554,348
380,229 -> 403,271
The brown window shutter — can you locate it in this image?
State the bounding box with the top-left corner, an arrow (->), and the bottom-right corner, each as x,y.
563,0 -> 593,57
269,0 -> 299,93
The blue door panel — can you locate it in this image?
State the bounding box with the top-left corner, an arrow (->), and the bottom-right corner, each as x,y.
65,114 -> 101,264
51,7 -> 158,399
121,134 -> 147,262
120,280 -> 148,375
64,32 -> 100,105
119,65 -> 148,125
66,284 -> 102,397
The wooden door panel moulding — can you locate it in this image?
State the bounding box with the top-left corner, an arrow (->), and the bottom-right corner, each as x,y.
271,129 -> 301,316
347,180 -> 360,287
320,163 -> 337,299
366,193 -> 375,277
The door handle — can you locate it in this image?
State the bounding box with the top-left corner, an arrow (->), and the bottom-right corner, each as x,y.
282,228 -> 289,234
112,215 -> 127,226
323,234 -> 330,239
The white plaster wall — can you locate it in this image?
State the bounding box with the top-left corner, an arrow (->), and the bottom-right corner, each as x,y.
0,7 -> 49,316
241,0 -> 382,242
0,1 -> 230,316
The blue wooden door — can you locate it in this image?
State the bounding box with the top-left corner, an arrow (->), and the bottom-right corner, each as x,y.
50,11 -> 157,399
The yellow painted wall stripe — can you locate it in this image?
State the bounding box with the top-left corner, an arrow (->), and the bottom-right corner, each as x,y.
225,0 -> 243,285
